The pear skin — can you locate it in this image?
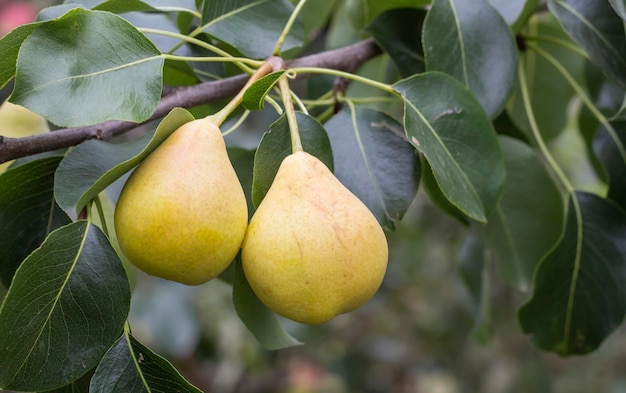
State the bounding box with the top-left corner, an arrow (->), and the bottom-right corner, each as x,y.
242,151 -> 388,324
114,118 -> 248,285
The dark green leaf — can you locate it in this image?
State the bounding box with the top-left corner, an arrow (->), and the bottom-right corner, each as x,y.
43,369 -> 94,393
0,221 -> 131,391
54,108 -> 195,215
423,0 -> 518,118
232,258 -> 302,350
251,112 -> 333,208
242,71 -> 285,111
507,14 -> 585,141
90,332 -> 202,392
365,8 -> 426,77
69,0 -> 197,13
0,23 -> 38,89
0,156 -> 70,287
200,0 -> 304,58
421,158 -> 470,224
479,136 -> 565,291
324,107 -> 420,230
549,0 -> 626,88
519,192 -> 626,355
593,121 -> 626,211
610,0 -> 626,21
393,72 -> 505,222
10,8 -> 163,127
346,0 -> 430,30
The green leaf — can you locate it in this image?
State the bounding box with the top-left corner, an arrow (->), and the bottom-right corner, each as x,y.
507,14 -> 585,141
0,221 -> 131,391
10,8 -> 163,127
345,0 -> 430,30
393,72 -> 505,222
242,71 -> 285,111
610,0 -> 626,21
423,0 -> 518,118
90,332 -> 202,392
200,0 -> 304,59
479,137 -> 565,291
251,112 -> 333,208
519,192 -> 626,356
232,258 -> 302,350
488,0 -> 540,30
43,369 -> 94,393
420,158 -> 469,224
54,107 -> 195,215
594,121 -> 626,211
324,107 -> 420,230
67,0 -> 197,13
365,8 -> 427,77
0,156 -> 70,287
0,23 -> 38,89
549,0 -> 626,89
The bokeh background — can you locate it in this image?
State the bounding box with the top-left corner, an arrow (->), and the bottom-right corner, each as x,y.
1,1 -> 626,392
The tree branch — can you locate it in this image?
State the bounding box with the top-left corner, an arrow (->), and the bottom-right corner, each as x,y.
0,39 -> 382,164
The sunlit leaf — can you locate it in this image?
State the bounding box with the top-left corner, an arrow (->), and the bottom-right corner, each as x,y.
324,107 -> 420,230
242,71 -> 285,111
0,156 -> 70,287
519,192 -> 626,355
90,332 -> 202,392
394,72 -> 505,222
232,259 -> 303,350
423,0 -> 518,117
549,0 -> 626,88
54,108 -> 195,215
10,8 -> 163,127
0,221 -> 130,391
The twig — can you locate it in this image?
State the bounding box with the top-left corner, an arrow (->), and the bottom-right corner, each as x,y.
0,39 -> 381,164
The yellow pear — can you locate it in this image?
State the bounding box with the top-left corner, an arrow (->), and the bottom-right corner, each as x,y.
241,151 -> 388,324
114,118 -> 248,285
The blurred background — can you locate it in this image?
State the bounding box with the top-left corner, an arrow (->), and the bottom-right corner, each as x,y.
1,1 -> 626,392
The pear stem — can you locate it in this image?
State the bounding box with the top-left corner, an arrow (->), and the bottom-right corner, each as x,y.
206,57 -> 281,127
278,75 -> 303,153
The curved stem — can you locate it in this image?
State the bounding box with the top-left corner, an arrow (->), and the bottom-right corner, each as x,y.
278,76 -> 302,153
289,67 -> 395,94
518,58 -> 574,194
93,195 -> 109,237
273,0 -> 309,55
522,34 -> 589,58
140,28 -> 259,73
528,43 -> 626,164
206,58 -> 278,126
161,54 -> 262,66
221,110 -> 251,137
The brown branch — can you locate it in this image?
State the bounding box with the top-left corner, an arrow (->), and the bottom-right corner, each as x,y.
0,39 -> 382,164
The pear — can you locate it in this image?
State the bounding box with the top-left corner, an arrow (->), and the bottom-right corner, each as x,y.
114,118 -> 248,285
241,151 -> 388,324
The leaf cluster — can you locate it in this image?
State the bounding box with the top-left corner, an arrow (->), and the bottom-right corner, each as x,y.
0,0 -> 625,391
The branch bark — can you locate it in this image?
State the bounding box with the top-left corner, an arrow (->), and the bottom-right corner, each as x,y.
0,39 -> 382,164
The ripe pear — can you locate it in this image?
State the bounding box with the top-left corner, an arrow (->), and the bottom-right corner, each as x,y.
241,151 -> 388,324
114,118 -> 248,285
